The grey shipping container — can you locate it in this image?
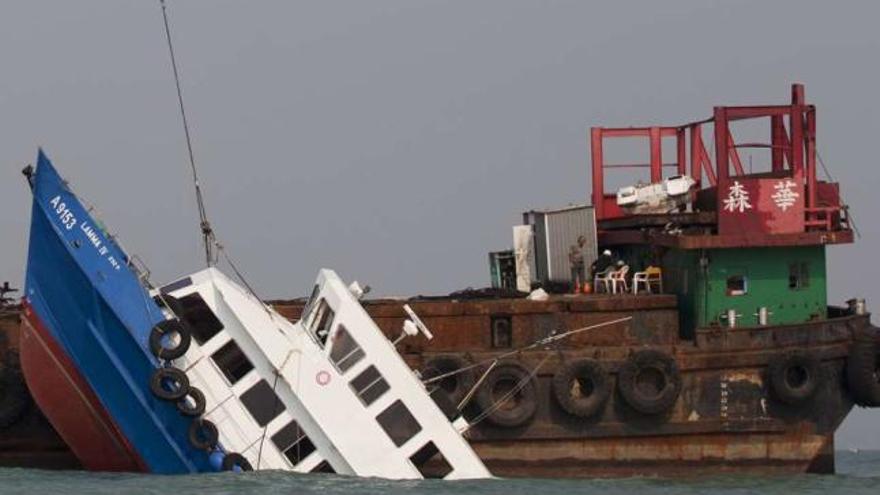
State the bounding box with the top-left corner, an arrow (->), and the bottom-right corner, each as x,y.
522,205 -> 597,286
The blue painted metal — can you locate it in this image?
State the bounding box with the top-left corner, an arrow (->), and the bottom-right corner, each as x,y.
24,150 -> 216,473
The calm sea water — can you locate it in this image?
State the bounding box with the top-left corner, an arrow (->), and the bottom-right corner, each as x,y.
0,451 -> 878,495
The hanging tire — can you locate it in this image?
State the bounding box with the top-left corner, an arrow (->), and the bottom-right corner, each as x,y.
422,355 -> 475,408
177,386 -> 207,417
149,319 -> 192,361
150,367 -> 190,401
222,452 -> 254,472
618,349 -> 682,415
768,351 -> 824,405
846,331 -> 880,407
552,358 -> 611,418
0,352 -> 30,429
475,362 -> 538,428
189,419 -> 219,451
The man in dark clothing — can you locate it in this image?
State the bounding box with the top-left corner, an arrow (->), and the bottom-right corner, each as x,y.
591,249 -> 614,278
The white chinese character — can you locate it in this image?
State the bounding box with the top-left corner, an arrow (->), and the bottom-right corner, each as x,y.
771,180 -> 800,211
723,180 -> 752,213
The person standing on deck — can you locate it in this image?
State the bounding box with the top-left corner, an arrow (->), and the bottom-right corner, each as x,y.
568,236 -> 587,293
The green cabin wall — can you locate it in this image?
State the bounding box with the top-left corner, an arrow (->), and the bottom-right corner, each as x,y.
615,245 -> 827,337
662,246 -> 827,334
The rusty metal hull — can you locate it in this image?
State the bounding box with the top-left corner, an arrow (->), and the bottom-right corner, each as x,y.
0,295 -> 872,476
275,294 -> 864,478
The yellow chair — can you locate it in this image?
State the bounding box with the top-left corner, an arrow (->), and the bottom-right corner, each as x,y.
633,266 -> 663,294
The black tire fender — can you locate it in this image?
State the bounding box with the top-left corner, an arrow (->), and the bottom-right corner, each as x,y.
846,329 -> 880,407
768,351 -> 824,405
422,355 -> 475,409
474,362 -> 538,428
552,358 -> 611,418
618,349 -> 682,415
177,386 -> 207,417
149,319 -> 192,361
222,452 -> 253,471
188,419 -> 219,451
150,367 -> 190,401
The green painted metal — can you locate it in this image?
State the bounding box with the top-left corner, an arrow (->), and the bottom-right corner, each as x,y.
660,246 -> 827,333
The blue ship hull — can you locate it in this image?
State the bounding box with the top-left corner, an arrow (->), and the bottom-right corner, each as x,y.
20,151 -> 217,473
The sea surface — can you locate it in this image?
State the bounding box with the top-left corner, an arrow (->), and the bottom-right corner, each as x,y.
0,451 -> 878,495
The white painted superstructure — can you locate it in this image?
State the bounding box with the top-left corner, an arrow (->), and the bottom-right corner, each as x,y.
160,267 -> 490,479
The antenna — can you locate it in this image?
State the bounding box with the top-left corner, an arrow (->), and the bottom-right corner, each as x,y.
159,0 -> 216,266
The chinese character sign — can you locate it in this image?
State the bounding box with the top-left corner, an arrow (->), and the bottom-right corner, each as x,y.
723,181 -> 753,213
771,180 -> 800,211
718,177 -> 804,235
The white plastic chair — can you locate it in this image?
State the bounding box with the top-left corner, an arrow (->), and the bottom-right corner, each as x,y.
610,265 -> 630,294
593,267 -> 614,293
633,266 -> 663,294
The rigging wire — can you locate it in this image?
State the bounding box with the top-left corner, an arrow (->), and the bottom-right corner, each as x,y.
159,0 -> 216,266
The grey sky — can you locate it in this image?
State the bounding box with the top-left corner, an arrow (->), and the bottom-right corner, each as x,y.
2,1 -> 879,449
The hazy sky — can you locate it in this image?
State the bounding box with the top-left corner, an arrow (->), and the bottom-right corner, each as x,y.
2,1 -> 879,449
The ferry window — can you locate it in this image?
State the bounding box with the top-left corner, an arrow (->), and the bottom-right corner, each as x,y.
329,325 -> 365,373
160,277 -> 192,294
301,285 -> 320,323
789,263 -> 810,290
409,441 -> 453,479
310,460 -> 336,474
376,400 -> 422,447
349,365 -> 390,406
241,379 -> 284,427
726,275 -> 748,296
271,420 -> 316,465
178,293 -> 224,344
211,340 -> 254,384
310,299 -> 335,347
490,315 -> 512,349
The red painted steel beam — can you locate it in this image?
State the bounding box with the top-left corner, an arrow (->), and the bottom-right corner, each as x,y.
598,127 -> 678,138
677,129 -> 687,176
724,106 -> 793,120
591,127 -> 605,219
806,108 -> 817,211
714,107 -> 729,181
727,130 -> 746,176
689,125 -> 702,188
771,115 -> 786,171
650,127 -> 663,182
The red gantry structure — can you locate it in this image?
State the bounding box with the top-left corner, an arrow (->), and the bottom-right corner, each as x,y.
591,84 -> 851,248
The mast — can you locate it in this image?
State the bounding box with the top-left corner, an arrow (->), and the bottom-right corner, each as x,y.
159,0 -> 215,266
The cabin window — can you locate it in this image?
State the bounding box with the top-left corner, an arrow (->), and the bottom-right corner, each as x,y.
490,315 -> 512,349
310,460 -> 336,474
240,379 -> 283,427
726,275 -> 748,296
271,420 -> 316,465
789,262 -> 810,290
309,299 -> 335,347
376,400 -> 422,447
160,277 -> 193,293
349,365 -> 390,406
329,325 -> 365,373
409,441 -> 453,479
301,284 -> 320,323
178,293 -> 224,344
211,340 -> 254,384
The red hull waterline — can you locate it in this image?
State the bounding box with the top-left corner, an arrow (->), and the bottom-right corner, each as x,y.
19,301 -> 146,472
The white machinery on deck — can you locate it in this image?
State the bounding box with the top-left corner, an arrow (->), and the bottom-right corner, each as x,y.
616,175 -> 696,214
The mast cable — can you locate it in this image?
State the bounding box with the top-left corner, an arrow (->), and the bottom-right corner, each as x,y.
159,0 -> 216,266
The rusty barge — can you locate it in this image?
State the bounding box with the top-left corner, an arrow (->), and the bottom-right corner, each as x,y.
1,85 -> 879,477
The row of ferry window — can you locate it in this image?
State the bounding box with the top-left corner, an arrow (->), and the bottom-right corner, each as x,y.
172,290 -> 451,476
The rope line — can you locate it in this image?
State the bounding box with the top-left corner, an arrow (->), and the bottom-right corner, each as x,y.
422,316 -> 632,385
159,0 -> 216,266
